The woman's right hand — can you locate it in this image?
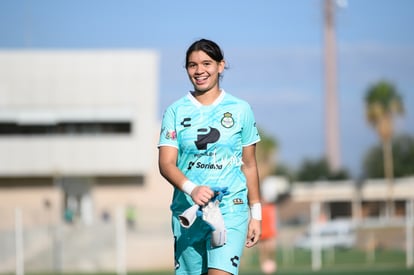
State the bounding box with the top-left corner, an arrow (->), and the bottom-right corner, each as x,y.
191,186 -> 214,206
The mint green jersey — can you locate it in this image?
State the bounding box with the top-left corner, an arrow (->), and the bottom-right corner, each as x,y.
158,90 -> 260,214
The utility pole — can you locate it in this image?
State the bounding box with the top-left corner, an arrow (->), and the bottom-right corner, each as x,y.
324,0 -> 341,172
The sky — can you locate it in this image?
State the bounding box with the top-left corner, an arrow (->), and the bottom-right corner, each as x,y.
1,0 -> 413,177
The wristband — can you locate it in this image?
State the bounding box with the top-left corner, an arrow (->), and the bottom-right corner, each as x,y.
182,180 -> 196,196
250,203 -> 262,220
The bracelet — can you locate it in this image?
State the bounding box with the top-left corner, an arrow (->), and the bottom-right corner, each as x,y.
182,180 -> 197,196
250,203 -> 262,220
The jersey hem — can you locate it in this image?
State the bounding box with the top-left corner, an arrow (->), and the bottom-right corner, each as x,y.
157,143 -> 179,149
242,138 -> 261,147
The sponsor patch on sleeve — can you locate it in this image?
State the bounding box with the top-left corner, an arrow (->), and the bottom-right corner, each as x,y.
165,130 -> 177,140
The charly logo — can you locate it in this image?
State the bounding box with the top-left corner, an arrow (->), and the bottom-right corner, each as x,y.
195,127 -> 220,150
221,112 -> 234,128
231,255 -> 240,267
180,117 -> 191,128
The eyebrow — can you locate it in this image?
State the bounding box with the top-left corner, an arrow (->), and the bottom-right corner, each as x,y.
188,59 -> 213,64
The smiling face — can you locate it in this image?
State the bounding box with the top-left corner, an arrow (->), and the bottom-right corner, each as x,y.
186,50 -> 225,95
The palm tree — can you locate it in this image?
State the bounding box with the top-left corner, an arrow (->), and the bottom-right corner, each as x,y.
365,80 -> 404,218
256,128 -> 278,180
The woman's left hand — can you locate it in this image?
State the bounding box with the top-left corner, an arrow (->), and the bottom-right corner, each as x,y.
245,218 -> 261,248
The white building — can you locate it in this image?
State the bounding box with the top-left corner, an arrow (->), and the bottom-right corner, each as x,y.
0,50 -> 178,273
0,50 -> 162,227
289,177 -> 414,223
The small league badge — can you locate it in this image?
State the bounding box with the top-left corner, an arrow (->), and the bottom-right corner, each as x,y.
166,130 -> 177,140
221,112 -> 234,128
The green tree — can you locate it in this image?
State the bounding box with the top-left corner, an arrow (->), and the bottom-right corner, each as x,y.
363,134 -> 414,178
364,80 -> 404,215
295,158 -> 349,182
256,128 -> 278,179
273,163 -> 294,182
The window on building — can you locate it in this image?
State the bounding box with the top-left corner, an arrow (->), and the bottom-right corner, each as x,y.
0,121 -> 132,135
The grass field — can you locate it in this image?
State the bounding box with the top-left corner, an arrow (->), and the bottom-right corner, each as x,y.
3,248 -> 412,275
26,267 -> 413,275
128,269 -> 414,275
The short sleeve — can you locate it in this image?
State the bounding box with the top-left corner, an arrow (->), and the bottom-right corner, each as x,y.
241,104 -> 261,146
158,106 -> 179,148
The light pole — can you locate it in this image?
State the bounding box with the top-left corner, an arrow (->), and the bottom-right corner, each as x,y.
323,0 -> 342,172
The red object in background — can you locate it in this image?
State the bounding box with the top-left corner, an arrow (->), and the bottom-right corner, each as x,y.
260,203 -> 277,240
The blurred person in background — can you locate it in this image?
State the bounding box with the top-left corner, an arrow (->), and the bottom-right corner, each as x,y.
258,178 -> 279,274
158,38 -> 262,275
126,204 -> 137,230
258,202 -> 277,274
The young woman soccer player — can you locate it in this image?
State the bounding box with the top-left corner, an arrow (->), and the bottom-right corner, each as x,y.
158,38 -> 262,275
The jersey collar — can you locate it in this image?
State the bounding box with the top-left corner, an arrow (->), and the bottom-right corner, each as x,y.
187,89 -> 226,107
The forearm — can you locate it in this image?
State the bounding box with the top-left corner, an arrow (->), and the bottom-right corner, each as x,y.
244,162 -> 262,247
241,144 -> 261,205
159,161 -> 187,189
160,163 -> 211,204
243,164 -> 261,205
158,147 -> 213,205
